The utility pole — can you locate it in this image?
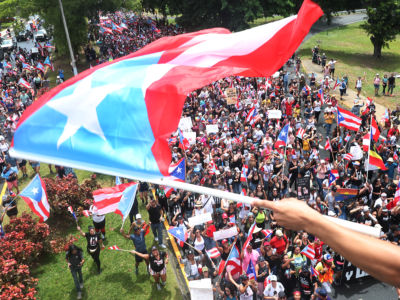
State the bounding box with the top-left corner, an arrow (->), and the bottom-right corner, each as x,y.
58,0 -> 78,76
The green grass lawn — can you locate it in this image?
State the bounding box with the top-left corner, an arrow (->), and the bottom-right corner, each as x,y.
6,165 -> 183,300
298,22 -> 400,108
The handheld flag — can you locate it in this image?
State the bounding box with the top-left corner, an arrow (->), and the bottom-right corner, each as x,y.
226,245 -> 241,276
168,226 -> 188,247
300,244 -> 315,260
68,206 -> 77,221
324,138 -> 332,151
240,165 -> 248,182
335,188 -> 358,201
178,128 -> 190,150
274,124 -> 290,149
296,128 -> 305,139
44,56 -> 54,71
337,107 -> 362,131
108,245 -> 121,250
246,260 -> 257,280
242,222 -> 256,251
333,78 -> 340,90
386,181 -> 400,210
371,117 -> 380,142
93,182 -> 137,215
366,150 -> 387,171
206,247 -> 221,259
82,210 -> 91,217
10,1 -> 323,182
328,170 -> 339,186
114,183 -> 138,223
18,78 -> 31,90
164,158 -> 185,197
36,62 -> 46,73
311,266 -> 320,278
20,174 -> 50,222
22,62 -> 32,71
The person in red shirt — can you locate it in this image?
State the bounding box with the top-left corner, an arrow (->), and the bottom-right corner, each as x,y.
313,238 -> 324,261
269,229 -> 289,255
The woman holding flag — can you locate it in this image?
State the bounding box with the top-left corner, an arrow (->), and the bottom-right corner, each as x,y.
76,225 -> 104,274
89,205 -> 106,240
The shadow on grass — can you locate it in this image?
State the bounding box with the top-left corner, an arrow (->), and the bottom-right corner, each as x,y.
103,271 -> 140,293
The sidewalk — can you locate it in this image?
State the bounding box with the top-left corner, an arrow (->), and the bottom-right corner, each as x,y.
302,59 -> 386,120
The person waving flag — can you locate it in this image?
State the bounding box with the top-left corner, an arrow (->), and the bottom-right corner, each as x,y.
20,174 -> 50,222
10,1 -> 323,182
274,124 -> 290,149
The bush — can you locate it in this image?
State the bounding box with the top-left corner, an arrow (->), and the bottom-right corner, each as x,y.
0,213 -> 50,299
43,174 -> 100,219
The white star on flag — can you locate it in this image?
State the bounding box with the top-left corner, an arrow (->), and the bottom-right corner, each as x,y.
176,167 -> 182,174
46,76 -> 123,148
176,229 -> 181,235
31,187 -> 39,195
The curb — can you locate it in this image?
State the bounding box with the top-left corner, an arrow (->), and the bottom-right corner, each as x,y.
163,219 -> 190,300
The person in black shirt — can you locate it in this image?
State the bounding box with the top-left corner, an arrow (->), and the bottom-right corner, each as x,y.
77,225 -> 104,274
182,191 -> 196,220
146,197 -> 166,248
297,266 -> 317,299
2,194 -> 17,219
66,244 -> 85,299
131,246 -> 169,290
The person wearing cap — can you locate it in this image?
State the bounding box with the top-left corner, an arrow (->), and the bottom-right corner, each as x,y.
146,197 -> 167,249
314,287 -> 331,300
269,229 -> 289,255
315,254 -> 335,294
180,249 -> 203,281
385,157 -> 398,180
1,163 -> 19,195
131,246 -> 168,290
120,219 -> 150,275
76,224 -> 104,274
228,273 -> 256,300
277,291 -> 287,300
255,256 -> 270,297
263,274 -> 285,299
297,265 -> 317,299
89,204 -> 106,240
193,199 -> 205,217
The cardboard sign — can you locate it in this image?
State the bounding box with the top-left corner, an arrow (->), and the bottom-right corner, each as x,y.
188,213 -> 212,227
225,88 -> 237,105
182,131 -> 196,145
178,117 -> 193,132
267,110 -> 282,119
189,279 -> 213,300
206,124 -> 219,134
213,226 -> 238,241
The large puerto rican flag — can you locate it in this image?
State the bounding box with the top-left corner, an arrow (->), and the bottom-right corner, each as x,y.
93,182 -> 137,215
10,1 -> 323,181
20,174 -> 50,222
337,106 -> 361,131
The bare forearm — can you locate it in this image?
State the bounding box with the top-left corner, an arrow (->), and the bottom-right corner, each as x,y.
304,214 -> 400,287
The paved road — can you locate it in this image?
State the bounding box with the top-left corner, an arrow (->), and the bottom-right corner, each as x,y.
297,13 -> 398,300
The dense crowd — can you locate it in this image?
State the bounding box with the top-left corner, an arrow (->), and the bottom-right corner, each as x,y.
1,10 -> 400,300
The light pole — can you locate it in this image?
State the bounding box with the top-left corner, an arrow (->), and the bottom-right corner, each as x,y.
57,0 -> 78,76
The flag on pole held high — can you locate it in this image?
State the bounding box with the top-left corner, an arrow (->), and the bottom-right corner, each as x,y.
36,62 -> 46,73
10,0 -> 323,182
93,182 -> 137,215
366,150 -> 387,171
242,222 -> 257,252
18,78 -> 31,90
20,174 -> 50,222
44,56 -> 54,71
324,138 -> 331,151
337,107 -> 362,131
371,117 -> 380,142
164,158 -> 185,197
296,128 -> 305,139
328,169 -> 339,186
168,226 -> 188,247
274,124 -> 290,149
114,183 -> 139,222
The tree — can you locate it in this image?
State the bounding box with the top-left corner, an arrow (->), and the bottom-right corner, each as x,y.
361,0 -> 400,58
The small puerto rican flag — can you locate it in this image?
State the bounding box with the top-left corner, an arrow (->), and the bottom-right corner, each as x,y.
343,153 -> 353,161
311,266 -> 320,278
296,128 -> 305,139
324,137 -> 332,151
82,210 -> 91,217
328,169 -> 339,186
108,245 -> 120,250
206,247 -> 221,259
300,244 -> 315,260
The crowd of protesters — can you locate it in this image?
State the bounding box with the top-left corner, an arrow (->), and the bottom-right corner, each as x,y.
1,10 -> 400,300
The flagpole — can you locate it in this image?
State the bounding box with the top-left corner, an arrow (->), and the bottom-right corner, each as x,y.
366,114 -> 372,183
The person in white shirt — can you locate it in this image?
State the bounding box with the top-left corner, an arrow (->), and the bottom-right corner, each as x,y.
200,194 -> 215,214
263,275 -> 285,299
89,205 -> 106,240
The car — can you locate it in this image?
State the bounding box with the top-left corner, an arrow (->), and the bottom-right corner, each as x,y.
0,38 -> 16,52
34,29 -> 47,42
16,30 -> 31,42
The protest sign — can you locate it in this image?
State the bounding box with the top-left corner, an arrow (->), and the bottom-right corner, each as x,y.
225,88 -> 237,105
267,110 -> 282,119
183,131 -> 196,145
213,226 -> 238,241
189,278 -> 213,300
178,117 -> 193,132
297,177 -> 310,200
341,261 -> 370,284
188,213 -> 212,227
206,124 -> 219,134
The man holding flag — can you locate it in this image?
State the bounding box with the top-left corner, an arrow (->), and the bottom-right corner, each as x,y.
120,222 -> 150,275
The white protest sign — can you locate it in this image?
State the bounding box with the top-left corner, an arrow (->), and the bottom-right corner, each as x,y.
213,226 -> 238,241
349,144 -> 363,160
188,213 -> 212,227
206,124 -> 219,134
178,117 -> 193,132
189,279 -> 213,300
267,110 -> 282,119
183,131 -> 196,145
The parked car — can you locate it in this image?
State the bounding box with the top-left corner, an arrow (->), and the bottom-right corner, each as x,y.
0,38 -> 16,52
34,29 -> 47,42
